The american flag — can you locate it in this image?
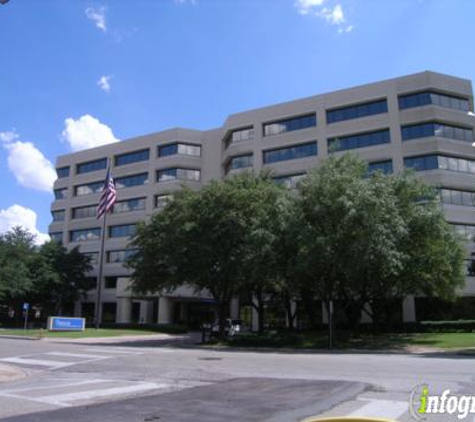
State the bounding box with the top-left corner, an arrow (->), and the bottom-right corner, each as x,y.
97,166 -> 116,219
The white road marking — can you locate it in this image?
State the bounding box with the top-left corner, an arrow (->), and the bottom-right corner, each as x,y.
0,379 -> 110,394
84,348 -> 143,355
349,398 -> 408,419
32,382 -> 166,407
0,357 -> 66,368
44,352 -> 107,359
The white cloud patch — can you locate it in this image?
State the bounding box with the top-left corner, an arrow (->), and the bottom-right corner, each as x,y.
174,0 -> 198,5
0,204 -> 50,245
97,75 -> 112,93
61,115 -> 120,152
295,0 -> 353,33
0,130 -> 56,192
86,6 -> 107,32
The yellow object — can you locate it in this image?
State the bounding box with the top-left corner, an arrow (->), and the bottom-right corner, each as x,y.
302,418 -> 396,422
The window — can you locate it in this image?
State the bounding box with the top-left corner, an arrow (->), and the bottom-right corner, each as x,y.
56,167 -> 70,178
105,276 -> 118,289
75,181 -> 103,196
155,194 -> 173,210
115,173 -> 149,189
273,173 -> 305,189
82,252 -> 99,265
107,249 -> 138,263
54,188 -> 68,200
109,224 -> 138,238
326,99 -> 388,124
368,160 -> 393,174
115,149 -> 150,166
72,205 -> 97,219
328,129 -> 390,152
439,188 -> 475,206
51,210 -> 65,222
225,154 -> 253,173
225,127 -> 254,147
113,197 -> 146,213
404,155 -> 475,174
451,224 -> 475,242
157,168 -> 200,182
263,142 -> 317,164
49,232 -> 63,243
76,158 -> 107,174
263,114 -> 316,137
401,122 -> 473,143
399,91 -> 470,112
70,228 -> 101,242
158,143 -> 201,157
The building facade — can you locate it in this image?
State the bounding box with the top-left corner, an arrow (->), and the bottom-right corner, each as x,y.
50,71 -> 475,326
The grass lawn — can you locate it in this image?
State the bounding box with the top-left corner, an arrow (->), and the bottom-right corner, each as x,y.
0,328 -> 165,338
223,331 -> 475,350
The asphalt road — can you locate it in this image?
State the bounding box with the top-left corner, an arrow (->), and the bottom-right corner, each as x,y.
0,335 -> 474,421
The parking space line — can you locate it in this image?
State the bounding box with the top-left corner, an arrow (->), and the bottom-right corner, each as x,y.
44,352 -> 107,359
349,398 -> 408,419
0,357 -> 67,368
84,348 -> 143,355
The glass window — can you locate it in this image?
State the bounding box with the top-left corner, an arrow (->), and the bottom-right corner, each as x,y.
158,143 -> 201,157
105,276 -> 118,289
82,252 -> 99,265
70,228 -> 101,242
115,173 -> 149,189
328,129 -> 390,152
56,167 -> 70,178
109,224 -> 138,238
76,158 -> 107,174
72,205 -> 97,219
54,188 -> 68,200
115,149 -> 150,166
155,194 -> 173,210
273,173 -> 305,189
404,155 -> 475,173
225,127 -> 254,147
51,210 -> 65,222
75,181 -> 103,196
327,99 -> 387,124
157,168 -> 200,182
49,232 -> 63,243
113,197 -> 146,213
225,154 -> 253,173
107,249 -> 138,263
399,91 -> 470,112
263,142 -> 317,164
368,160 -> 393,174
401,122 -> 473,143
439,189 -> 475,206
263,114 -> 316,137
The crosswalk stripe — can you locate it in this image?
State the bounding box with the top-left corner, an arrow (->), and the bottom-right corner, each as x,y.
35,382 -> 167,406
84,348 -> 143,355
349,398 -> 408,419
0,357 -> 66,368
44,352 -> 107,359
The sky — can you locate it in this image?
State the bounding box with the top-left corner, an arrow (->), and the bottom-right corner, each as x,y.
0,0 -> 474,243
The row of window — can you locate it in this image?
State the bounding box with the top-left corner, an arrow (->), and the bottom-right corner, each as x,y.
404,155 -> 475,174
224,90 -> 471,148
439,188 -> 475,207
83,276 -> 119,290
401,122 -> 474,143
328,129 -> 390,152
69,226 -> 138,242
56,143 -> 202,178
452,224 -> 475,242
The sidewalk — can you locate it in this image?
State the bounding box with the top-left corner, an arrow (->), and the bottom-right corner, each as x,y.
0,363 -> 25,383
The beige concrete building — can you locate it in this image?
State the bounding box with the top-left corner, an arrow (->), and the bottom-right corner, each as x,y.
49,70 -> 475,326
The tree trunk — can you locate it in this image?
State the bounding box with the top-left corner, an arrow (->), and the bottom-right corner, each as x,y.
217,300 -> 227,339
324,299 -> 334,350
284,298 -> 296,331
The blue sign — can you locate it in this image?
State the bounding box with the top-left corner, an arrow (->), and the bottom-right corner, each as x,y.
48,317 -> 85,332
23,303 -> 29,311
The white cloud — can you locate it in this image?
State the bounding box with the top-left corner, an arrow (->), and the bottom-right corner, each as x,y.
85,6 -> 107,32
97,75 -> 112,93
0,130 -> 56,192
61,115 -> 120,152
174,0 -> 198,5
295,1 -> 353,33
0,205 -> 50,245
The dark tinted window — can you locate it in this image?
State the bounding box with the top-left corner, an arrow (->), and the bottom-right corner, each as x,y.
70,228 -> 101,242
225,127 -> 254,147
115,173 -> 148,189
113,198 -> 146,213
263,142 -> 317,164
399,91 -> 470,112
75,181 -> 103,196
272,173 -> 305,189
226,154 -> 253,173
109,224 -> 138,238
51,210 -> 65,222
158,143 -> 201,157
328,129 -> 390,152
368,160 -> 393,174
401,122 -> 473,143
115,149 -> 149,166
327,99 -> 388,124
77,158 -> 107,174
54,188 -> 68,200
72,205 -> 97,219
56,167 -> 70,178
49,232 -> 63,243
157,168 -> 200,182
263,114 -> 316,136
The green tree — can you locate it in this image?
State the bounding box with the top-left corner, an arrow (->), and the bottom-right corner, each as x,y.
30,241 -> 93,316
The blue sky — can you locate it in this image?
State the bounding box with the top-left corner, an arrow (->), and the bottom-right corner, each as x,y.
0,0 -> 474,242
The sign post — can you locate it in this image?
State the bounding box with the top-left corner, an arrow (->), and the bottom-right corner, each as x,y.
23,302 -> 29,330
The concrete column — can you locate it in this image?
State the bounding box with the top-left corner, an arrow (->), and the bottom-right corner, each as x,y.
402,295 -> 416,322
179,302 -> 188,322
229,298 -> 240,319
285,300 -> 297,328
139,300 -> 154,324
251,304 -> 259,332
73,301 -> 81,318
116,297 -> 132,324
158,297 -> 173,324
321,301 -> 328,324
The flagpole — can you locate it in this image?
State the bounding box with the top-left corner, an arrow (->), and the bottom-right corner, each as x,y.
95,209 -> 108,330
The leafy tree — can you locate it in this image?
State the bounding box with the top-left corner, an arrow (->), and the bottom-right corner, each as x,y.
30,241 -> 93,315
